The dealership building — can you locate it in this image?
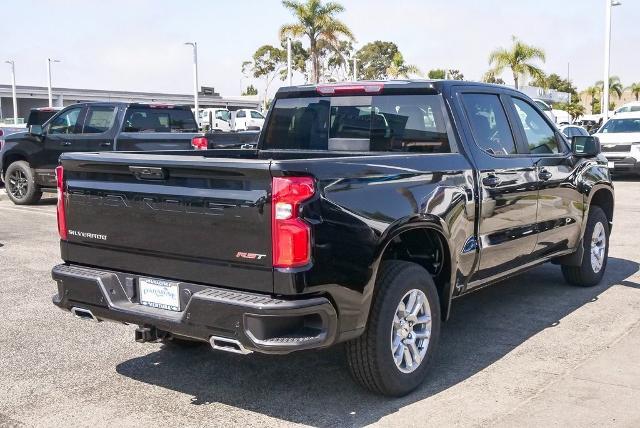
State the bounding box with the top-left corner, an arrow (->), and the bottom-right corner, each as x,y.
0,84 -> 260,123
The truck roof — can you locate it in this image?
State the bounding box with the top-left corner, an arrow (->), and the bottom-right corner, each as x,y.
275,79 -> 518,98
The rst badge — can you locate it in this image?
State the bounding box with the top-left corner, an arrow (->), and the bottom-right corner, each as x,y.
236,252 -> 267,260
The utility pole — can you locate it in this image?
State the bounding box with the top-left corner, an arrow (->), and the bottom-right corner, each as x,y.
47,58 -> 60,107
184,42 -> 199,128
603,0 -> 622,121
287,37 -> 292,86
5,60 -> 17,124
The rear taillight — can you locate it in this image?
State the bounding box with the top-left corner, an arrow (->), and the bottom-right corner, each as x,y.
55,165 -> 67,240
191,136 -> 208,150
272,176 -> 315,268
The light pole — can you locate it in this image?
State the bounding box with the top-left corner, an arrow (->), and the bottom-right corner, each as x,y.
603,0 -> 621,121
5,60 -> 17,125
184,42 -> 199,128
47,58 -> 61,108
287,37 -> 292,86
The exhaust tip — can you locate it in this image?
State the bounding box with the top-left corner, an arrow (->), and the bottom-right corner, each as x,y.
70,307 -> 100,322
209,335 -> 252,355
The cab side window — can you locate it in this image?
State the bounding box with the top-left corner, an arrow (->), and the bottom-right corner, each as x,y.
236,111 -> 246,118
462,93 -> 518,156
83,107 -> 116,134
512,98 -> 560,154
48,108 -> 82,135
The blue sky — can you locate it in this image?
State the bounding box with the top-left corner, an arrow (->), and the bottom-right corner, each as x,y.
1,0 -> 638,97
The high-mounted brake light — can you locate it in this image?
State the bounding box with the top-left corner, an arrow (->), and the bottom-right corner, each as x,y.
191,136 -> 208,150
55,165 -> 67,240
316,83 -> 384,96
272,176 -> 315,268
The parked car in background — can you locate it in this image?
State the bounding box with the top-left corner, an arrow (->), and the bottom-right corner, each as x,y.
0,102 -> 199,205
52,80 -> 613,396
200,108 -> 232,132
559,124 -> 590,139
232,108 -> 265,131
593,112 -> 640,175
533,99 -> 556,123
552,109 -> 571,125
614,101 -> 640,114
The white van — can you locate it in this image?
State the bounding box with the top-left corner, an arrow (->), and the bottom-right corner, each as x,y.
201,108 -> 232,132
232,109 -> 265,131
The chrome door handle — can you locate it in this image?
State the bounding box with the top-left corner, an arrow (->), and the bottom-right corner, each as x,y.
100,142 -> 112,147
482,175 -> 501,187
538,168 -> 553,181
61,141 -> 72,146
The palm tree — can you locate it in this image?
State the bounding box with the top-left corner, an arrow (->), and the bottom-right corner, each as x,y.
596,76 -> 624,99
627,82 -> 640,101
488,36 -> 546,89
566,102 -> 586,122
386,52 -> 420,79
583,86 -> 600,114
280,0 -> 354,83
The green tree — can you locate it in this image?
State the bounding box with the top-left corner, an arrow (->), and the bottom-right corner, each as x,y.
447,69 -> 464,80
326,40 -> 353,81
488,36 -> 545,89
243,45 -> 287,109
566,102 -> 586,122
482,70 -> 505,84
531,73 -> 577,96
583,86 -> 600,114
596,76 -> 623,99
355,41 -> 400,80
386,52 -> 420,79
242,85 -> 258,96
428,69 -> 446,79
627,82 -> 640,101
280,0 -> 354,83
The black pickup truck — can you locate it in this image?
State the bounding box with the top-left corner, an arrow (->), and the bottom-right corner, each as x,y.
0,102 -> 198,205
51,81 -> 613,396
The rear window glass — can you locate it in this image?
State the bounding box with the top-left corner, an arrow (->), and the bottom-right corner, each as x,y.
262,95 -> 451,153
122,107 -> 197,132
27,109 -> 58,127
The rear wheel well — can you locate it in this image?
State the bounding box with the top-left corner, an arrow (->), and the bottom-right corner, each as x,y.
381,228 -> 451,319
589,189 -> 614,227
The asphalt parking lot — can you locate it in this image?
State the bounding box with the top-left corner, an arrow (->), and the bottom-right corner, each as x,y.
0,182 -> 639,428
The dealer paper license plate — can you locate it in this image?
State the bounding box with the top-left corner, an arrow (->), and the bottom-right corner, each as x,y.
139,278 -> 180,311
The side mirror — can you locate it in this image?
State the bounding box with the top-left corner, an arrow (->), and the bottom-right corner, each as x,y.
572,135 -> 600,157
29,124 -> 44,137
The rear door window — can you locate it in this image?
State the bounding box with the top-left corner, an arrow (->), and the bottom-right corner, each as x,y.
83,106 -> 117,134
263,94 -> 451,153
122,107 -> 197,132
250,111 -> 264,119
461,93 -> 517,155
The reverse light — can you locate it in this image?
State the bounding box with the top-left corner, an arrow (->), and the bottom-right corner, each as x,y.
316,83 -> 384,96
55,165 -> 67,240
272,176 -> 315,268
191,136 -> 208,150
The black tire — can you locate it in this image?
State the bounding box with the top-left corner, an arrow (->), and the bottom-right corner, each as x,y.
562,206 -> 609,287
346,260 -> 441,396
4,161 -> 42,205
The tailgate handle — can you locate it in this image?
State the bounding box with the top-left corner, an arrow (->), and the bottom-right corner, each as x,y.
129,166 -> 167,180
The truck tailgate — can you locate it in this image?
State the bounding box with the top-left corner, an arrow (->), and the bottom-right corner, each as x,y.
60,152 -> 274,293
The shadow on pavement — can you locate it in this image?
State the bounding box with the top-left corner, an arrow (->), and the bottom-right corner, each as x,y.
116,257 -> 638,427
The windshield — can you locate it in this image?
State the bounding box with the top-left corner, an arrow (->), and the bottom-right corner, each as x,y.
600,118 -> 640,133
215,110 -> 231,122
262,94 -> 451,153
